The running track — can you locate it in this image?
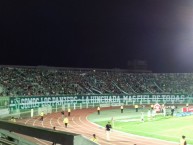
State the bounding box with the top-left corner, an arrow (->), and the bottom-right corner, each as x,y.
17,108 -> 179,145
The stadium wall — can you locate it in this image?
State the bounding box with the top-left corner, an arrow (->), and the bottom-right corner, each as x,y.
0,120 -> 98,145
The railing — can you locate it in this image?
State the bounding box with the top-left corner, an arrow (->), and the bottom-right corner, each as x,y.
0,121 -> 98,145
0,129 -> 36,145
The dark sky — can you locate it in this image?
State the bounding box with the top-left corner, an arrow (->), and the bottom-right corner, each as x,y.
1,0 -> 193,72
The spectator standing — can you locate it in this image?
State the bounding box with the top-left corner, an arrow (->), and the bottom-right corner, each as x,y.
90,134 -> 98,143
171,105 -> 175,116
68,108 -> 71,117
97,106 -> 100,115
120,105 -> 123,113
105,122 -> 112,141
63,117 -> 69,128
180,135 -> 187,145
135,104 -> 138,112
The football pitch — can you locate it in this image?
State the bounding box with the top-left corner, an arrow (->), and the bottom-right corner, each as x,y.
87,107 -> 193,144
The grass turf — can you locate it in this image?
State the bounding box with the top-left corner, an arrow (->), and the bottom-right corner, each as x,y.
87,108 -> 193,144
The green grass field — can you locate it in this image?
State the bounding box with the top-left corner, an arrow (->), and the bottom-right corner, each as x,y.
87,107 -> 193,144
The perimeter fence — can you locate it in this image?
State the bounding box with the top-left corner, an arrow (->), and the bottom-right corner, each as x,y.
0,94 -> 192,119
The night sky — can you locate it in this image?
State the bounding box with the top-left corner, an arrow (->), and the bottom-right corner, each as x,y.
1,0 -> 193,72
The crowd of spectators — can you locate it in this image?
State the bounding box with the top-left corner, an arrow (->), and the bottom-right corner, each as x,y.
0,66 -> 193,97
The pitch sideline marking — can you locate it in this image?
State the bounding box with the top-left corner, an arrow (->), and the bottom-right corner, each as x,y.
86,116 -> 179,144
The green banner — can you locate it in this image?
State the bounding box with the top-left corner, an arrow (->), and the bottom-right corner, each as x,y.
0,97 -> 9,109
9,94 -> 188,110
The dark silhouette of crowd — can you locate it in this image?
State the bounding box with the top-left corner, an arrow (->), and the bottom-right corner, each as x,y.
0,66 -> 193,97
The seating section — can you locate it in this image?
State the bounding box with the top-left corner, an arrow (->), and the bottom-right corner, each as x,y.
0,66 -> 193,96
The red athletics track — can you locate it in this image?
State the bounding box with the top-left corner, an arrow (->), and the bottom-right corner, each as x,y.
17,108 -> 179,145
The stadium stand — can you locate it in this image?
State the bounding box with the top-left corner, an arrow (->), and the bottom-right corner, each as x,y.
0,65 -> 192,145
0,66 -> 193,97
